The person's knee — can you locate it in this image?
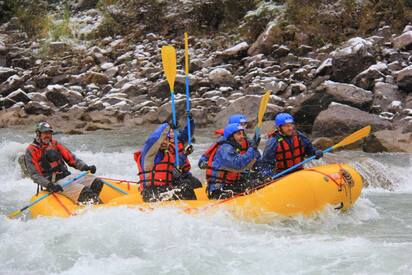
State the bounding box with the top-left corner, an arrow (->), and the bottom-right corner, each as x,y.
90,178 -> 104,194
78,186 -> 100,204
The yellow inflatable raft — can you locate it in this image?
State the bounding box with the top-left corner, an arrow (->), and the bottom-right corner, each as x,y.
28,164 -> 363,221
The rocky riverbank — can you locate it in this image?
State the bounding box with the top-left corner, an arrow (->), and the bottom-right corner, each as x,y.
0,0 -> 411,152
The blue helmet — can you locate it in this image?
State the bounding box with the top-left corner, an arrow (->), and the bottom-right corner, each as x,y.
275,113 -> 294,127
224,123 -> 244,139
228,114 -> 248,124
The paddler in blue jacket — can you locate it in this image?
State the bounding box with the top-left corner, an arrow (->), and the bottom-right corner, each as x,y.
261,113 -> 323,176
203,123 -> 261,200
134,117 -> 201,202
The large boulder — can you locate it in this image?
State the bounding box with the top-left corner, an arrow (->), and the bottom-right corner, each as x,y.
208,68 -> 235,86
330,38 -> 375,83
214,95 -> 282,128
292,81 -> 373,132
396,65 -> 412,91
363,128 -> 412,153
393,31 -> 412,50
220,42 -> 249,60
46,85 -> 83,107
248,23 -> 282,56
352,62 -> 388,90
78,71 -> 109,85
0,67 -> 16,83
157,98 -> 186,123
0,74 -> 26,96
312,102 -> 392,138
0,88 -> 30,109
372,82 -> 404,112
24,101 -> 54,115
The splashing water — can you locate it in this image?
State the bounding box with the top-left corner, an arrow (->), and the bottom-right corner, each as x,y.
0,128 -> 411,274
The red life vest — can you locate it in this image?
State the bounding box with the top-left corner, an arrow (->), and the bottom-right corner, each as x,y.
134,142 -> 190,190
134,149 -> 175,190
205,141 -> 246,186
27,139 -> 71,181
269,131 -> 305,171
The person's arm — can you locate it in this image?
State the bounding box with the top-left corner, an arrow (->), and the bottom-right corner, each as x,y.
178,117 -> 195,143
298,132 -> 317,157
56,142 -> 88,171
261,137 -> 278,167
24,148 -> 50,187
141,123 -> 170,170
217,144 -> 258,171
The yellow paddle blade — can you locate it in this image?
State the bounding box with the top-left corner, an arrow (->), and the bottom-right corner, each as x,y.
161,45 -> 177,92
257,91 -> 271,128
333,125 -> 372,149
7,209 -> 21,219
184,32 -> 189,75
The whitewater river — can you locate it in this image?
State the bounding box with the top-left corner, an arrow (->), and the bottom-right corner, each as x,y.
0,127 -> 411,275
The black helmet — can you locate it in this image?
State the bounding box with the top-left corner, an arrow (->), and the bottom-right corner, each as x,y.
35,121 -> 53,133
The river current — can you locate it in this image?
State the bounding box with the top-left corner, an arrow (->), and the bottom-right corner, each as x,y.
0,127 -> 411,275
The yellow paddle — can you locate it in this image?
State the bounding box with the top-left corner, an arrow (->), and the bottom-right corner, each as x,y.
7,172 -> 88,219
161,45 -> 180,167
332,125 -> 372,149
254,90 -> 271,140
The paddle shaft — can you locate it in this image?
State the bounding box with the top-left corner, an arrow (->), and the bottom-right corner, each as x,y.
8,171 -> 88,218
100,178 -> 128,195
185,76 -> 192,145
184,33 -> 192,145
171,91 -> 180,167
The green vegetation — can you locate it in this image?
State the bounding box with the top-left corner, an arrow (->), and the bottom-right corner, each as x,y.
46,2 -> 73,41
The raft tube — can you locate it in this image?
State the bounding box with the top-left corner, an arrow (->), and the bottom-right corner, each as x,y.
28,164 -> 363,220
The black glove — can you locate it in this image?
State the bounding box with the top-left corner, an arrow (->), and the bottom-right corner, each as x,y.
46,183 -> 64,193
315,150 -> 323,159
185,144 -> 193,155
84,165 -> 96,174
188,112 -> 193,120
198,160 -> 207,170
172,167 -> 182,180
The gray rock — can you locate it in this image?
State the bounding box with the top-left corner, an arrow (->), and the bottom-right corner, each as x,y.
214,95 -> 282,128
396,65 -> 412,91
372,82 -> 404,112
76,0 -> 98,10
220,42 -> 249,59
292,81 -> 373,132
24,101 -> 53,115
248,23 -> 281,56
208,68 -> 235,86
0,67 -> 17,83
312,102 -> 392,138
352,62 -> 388,90
1,88 -> 30,109
363,128 -> 412,153
330,37 -> 375,83
46,85 -> 83,107
0,74 -> 26,96
48,42 -> 68,55
157,98 -> 186,123
272,45 -> 290,58
78,71 -> 109,85
393,31 -> 412,50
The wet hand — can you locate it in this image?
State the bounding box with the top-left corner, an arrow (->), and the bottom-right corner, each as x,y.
85,165 -> 96,174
